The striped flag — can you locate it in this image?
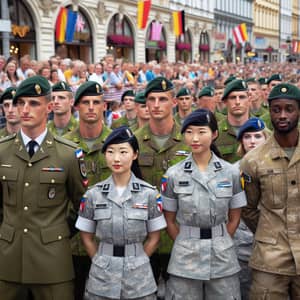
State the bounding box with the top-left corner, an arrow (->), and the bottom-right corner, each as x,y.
232,23 -> 248,44
173,10 -> 185,36
56,7 -> 68,43
137,0 -> 151,29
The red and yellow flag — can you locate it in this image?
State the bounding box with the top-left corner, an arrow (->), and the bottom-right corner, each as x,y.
137,0 -> 151,29
56,7 -> 68,43
173,10 -> 185,36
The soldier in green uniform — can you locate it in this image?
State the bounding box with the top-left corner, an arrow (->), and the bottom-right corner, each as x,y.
0,75 -> 86,300
173,87 -> 193,126
111,90 -> 137,129
0,87 -> 20,139
63,80 -> 111,300
258,77 -> 269,108
216,79 -> 251,163
134,77 -> 190,299
132,91 -> 150,132
47,81 -> 78,136
267,74 -> 283,98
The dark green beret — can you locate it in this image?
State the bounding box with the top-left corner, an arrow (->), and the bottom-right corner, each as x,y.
224,75 -> 236,86
13,75 -> 51,104
268,83 -> 300,102
267,74 -> 282,85
246,77 -> 256,83
102,125 -> 138,153
134,91 -> 146,104
74,81 -> 103,105
52,81 -> 72,92
198,86 -> 215,98
222,79 -> 248,101
0,87 -> 17,103
176,87 -> 191,98
145,76 -> 174,98
258,77 -> 267,85
121,90 -> 135,102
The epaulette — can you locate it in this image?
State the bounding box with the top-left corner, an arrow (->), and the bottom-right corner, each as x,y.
139,181 -> 156,190
0,133 -> 16,143
54,135 -> 78,148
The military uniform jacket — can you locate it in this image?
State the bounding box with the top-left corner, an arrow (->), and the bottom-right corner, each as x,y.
241,133 -> 300,275
47,115 -> 78,136
162,153 -> 246,280
76,173 -> 167,299
0,127 -> 11,139
0,131 -> 86,283
111,115 -> 137,130
215,118 -> 240,163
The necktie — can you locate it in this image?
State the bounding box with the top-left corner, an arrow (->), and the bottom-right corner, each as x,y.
28,140 -> 37,158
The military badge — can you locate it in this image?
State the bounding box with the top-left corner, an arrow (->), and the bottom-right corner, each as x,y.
80,196 -> 87,211
242,172 -> 252,183
162,80 -> 167,90
161,175 -> 168,192
132,182 -> 140,191
48,187 -> 56,199
156,194 -> 163,212
61,82 -> 65,89
281,87 -> 287,93
184,161 -> 192,170
214,161 -> 222,170
240,171 -> 245,190
79,159 -> 87,177
11,90 -> 16,97
75,148 -> 84,159
96,84 -> 100,94
242,80 -> 246,89
35,84 -> 42,95
82,178 -> 89,187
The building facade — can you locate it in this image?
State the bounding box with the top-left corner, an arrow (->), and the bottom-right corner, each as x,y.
214,0 -> 254,63
279,0 -> 292,62
0,0 -> 215,64
253,0 -> 280,62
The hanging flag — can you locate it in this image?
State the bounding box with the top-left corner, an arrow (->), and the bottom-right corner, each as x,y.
137,0 -> 151,29
173,10 -> 185,36
232,23 -> 248,44
55,7 -> 68,43
292,40 -> 298,53
298,41 -> 300,54
65,10 -> 78,42
150,21 -> 162,41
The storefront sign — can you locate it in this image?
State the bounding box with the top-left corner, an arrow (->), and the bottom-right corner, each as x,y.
11,24 -> 30,37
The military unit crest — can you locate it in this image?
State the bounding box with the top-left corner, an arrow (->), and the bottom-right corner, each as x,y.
35,84 -> 41,95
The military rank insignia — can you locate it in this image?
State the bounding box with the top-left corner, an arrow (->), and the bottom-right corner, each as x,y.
240,171 -> 251,189
156,194 -> 163,212
80,196 -> 87,212
48,187 -> 56,199
161,175 -> 168,192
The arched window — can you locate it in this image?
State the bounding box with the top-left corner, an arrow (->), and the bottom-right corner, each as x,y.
145,21 -> 167,62
0,0 -> 36,59
107,14 -> 135,62
55,8 -> 93,63
175,30 -> 192,63
199,31 -> 210,63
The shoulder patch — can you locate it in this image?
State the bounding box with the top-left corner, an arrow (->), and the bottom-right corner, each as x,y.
0,133 -> 16,143
54,135 -> 78,148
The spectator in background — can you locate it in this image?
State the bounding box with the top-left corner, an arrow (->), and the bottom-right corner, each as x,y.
49,69 -> 60,86
16,54 -> 31,79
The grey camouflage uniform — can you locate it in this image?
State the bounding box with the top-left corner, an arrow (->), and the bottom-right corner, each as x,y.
162,153 -> 246,299
75,173 -> 167,299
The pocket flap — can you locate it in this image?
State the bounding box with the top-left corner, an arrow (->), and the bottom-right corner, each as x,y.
255,231 -> 277,245
127,208 -> 148,220
174,182 -> 194,194
0,168 -> 18,181
139,153 -> 154,166
40,223 -> 70,244
0,223 -> 15,242
94,208 -> 112,220
40,171 -> 65,184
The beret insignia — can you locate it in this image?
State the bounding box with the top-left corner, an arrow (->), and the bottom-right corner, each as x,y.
96,84 -> 100,94
281,87 -> 287,93
61,82 -> 65,89
35,84 -> 41,95
162,80 -> 167,90
11,90 -> 16,97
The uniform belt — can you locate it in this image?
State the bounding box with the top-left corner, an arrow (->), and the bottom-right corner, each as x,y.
99,242 -> 144,257
179,224 -> 225,239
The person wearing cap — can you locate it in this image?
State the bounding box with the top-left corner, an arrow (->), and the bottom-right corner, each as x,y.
75,126 -> 167,299
234,117 -> 270,300
132,91 -> 150,131
134,77 -> 190,298
216,79 -> 251,163
258,77 -> 269,108
47,81 -> 78,136
0,87 -> 21,139
63,80 -> 111,300
241,83 -> 300,299
215,85 -> 227,117
162,109 -> 246,300
266,74 -> 282,102
174,87 -> 193,125
0,75 -> 86,299
111,90 -> 137,130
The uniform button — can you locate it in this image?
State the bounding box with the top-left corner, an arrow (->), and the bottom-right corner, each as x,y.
291,180 -> 296,185
23,228 -> 28,233
58,235 -> 62,240
25,182 -> 29,187
2,176 -> 5,180
28,163 -> 32,167
24,206 -> 29,211
51,179 -> 55,184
